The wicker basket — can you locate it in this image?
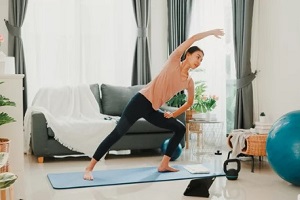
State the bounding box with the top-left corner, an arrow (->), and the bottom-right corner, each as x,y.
243,134 -> 267,156
227,134 -> 267,156
0,138 -> 10,173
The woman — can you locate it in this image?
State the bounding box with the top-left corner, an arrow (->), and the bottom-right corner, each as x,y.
84,29 -> 224,180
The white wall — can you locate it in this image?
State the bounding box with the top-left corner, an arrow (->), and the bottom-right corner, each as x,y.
252,0 -> 300,123
0,0 -> 9,54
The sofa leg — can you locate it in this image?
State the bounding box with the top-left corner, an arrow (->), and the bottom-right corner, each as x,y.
37,157 -> 44,163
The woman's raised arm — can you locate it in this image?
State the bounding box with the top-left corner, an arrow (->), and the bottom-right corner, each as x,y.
171,29 -> 224,58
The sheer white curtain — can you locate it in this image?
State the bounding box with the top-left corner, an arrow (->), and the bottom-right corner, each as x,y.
189,0 -> 235,132
23,0 -> 136,105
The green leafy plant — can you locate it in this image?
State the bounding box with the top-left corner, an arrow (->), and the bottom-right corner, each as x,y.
166,81 -> 207,108
0,152 -> 17,189
0,40 -> 18,188
260,112 -> 265,116
166,91 -> 186,108
191,82 -> 207,112
191,81 -> 218,113
166,81 -> 218,113
0,81 -> 16,126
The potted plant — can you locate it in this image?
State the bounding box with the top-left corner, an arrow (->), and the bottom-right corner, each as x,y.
166,81 -> 218,120
0,152 -> 17,189
191,81 -> 207,113
0,81 -> 18,189
259,112 -> 266,123
166,81 -> 210,119
166,82 -> 205,117
166,90 -> 195,121
191,82 -> 219,120
0,82 -> 16,126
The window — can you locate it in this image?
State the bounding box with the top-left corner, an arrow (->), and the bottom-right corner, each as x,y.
189,0 -> 236,133
23,0 -> 136,105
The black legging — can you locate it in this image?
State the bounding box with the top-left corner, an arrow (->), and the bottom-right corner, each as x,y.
92,92 -> 186,161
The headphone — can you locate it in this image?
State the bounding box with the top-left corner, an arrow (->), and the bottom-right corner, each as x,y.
223,159 -> 241,180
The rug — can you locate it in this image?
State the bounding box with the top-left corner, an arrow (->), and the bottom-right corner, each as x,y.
47,164 -> 225,189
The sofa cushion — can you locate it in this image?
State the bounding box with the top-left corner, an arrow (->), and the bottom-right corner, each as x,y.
101,84 -> 145,116
127,118 -> 170,133
89,84 -> 102,113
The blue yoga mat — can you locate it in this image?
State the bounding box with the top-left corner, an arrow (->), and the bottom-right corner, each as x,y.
47,164 -> 225,189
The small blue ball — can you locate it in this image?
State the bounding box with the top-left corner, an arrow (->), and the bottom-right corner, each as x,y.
266,110 -> 300,186
161,139 -> 182,161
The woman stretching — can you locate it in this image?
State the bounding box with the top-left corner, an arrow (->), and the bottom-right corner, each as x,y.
84,29 -> 224,180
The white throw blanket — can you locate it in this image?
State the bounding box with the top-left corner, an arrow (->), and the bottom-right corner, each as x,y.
229,129 -> 256,158
24,84 -> 118,158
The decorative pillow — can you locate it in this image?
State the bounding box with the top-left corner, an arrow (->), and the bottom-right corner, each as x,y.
101,84 -> 145,116
89,84 -> 102,113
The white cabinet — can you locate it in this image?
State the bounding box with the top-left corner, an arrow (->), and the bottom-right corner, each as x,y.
0,74 -> 25,199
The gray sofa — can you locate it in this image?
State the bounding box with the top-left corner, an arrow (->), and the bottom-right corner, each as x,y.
30,83 -> 186,163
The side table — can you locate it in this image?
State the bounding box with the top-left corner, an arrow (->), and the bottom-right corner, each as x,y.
186,119 -> 223,155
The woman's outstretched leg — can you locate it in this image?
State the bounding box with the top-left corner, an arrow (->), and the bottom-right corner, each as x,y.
83,93 -> 150,180
83,116 -> 133,180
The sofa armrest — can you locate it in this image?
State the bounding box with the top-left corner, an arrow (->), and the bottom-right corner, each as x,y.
31,112 -> 49,155
160,105 -> 186,125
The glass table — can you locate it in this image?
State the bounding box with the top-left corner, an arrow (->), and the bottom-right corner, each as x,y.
186,119 -> 223,156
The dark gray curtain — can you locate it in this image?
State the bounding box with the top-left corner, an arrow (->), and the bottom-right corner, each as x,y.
131,0 -> 151,85
167,0 -> 193,55
5,0 -> 28,115
232,0 -> 256,129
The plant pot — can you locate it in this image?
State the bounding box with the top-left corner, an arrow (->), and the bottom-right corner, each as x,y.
186,109 -> 193,121
0,138 -> 10,173
259,116 -> 266,123
193,112 -> 206,120
206,112 -> 217,121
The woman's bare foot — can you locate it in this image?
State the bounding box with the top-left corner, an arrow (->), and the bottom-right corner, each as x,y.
158,155 -> 179,172
83,158 -> 98,180
158,165 -> 179,172
83,168 -> 94,180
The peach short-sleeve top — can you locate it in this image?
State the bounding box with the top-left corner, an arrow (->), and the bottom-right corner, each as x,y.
139,53 -> 194,110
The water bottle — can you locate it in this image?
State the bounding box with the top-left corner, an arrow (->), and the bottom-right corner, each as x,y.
214,150 -> 223,174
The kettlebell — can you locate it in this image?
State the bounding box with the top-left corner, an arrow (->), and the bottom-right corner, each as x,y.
223,159 -> 241,180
